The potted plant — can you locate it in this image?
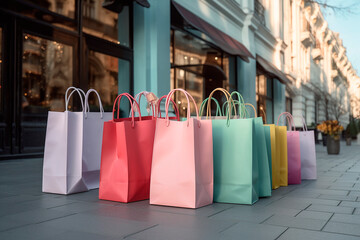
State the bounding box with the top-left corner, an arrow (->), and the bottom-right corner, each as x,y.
317,120 -> 344,154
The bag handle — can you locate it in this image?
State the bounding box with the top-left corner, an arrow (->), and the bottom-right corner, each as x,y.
206,88 -> 235,126
200,97 -> 222,116
65,87 -> 85,111
244,103 -> 257,118
301,115 -> 308,131
112,93 -> 141,127
84,89 -> 104,119
277,112 -> 296,131
230,91 -> 247,118
157,95 -> 180,120
130,91 -> 157,117
260,107 -> 267,124
221,100 -> 240,117
165,89 -> 200,127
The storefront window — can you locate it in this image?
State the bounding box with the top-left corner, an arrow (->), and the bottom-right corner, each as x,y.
22,0 -> 76,18
171,29 -> 229,116
87,50 -> 118,111
256,74 -> 274,123
0,28 -> 2,112
83,2 -> 130,47
22,34 -> 73,113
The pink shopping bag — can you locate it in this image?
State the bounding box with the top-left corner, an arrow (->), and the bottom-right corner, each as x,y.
277,112 -> 301,185
150,89 -> 213,209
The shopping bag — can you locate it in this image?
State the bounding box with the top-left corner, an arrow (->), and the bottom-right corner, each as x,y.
299,116 -> 317,179
82,89 -> 113,189
131,91 -> 157,117
209,89 -> 258,205
277,112 -> 301,185
150,89 -> 213,209
43,87 -> 87,194
99,93 -> 156,203
244,103 -> 271,197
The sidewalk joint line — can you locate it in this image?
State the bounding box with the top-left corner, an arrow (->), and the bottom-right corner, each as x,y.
123,224 -> 159,239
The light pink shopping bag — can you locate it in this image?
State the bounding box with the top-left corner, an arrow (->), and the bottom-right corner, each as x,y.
299,116 -> 317,179
150,88 -> 213,209
277,112 -> 301,185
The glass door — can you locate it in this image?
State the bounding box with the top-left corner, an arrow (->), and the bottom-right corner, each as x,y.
20,33 -> 75,153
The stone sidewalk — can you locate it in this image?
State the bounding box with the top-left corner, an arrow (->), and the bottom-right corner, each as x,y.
1,142 -> 360,239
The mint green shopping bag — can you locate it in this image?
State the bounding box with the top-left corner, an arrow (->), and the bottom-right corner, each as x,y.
244,103 -> 271,197
205,88 -> 258,205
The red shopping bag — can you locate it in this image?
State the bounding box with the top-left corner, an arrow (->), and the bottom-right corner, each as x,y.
99,93 -> 156,203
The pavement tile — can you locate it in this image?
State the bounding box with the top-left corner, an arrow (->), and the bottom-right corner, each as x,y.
317,194 -> 357,201
323,221 -> 360,237
339,201 -> 360,208
263,214 -> 327,230
331,213 -> 360,224
307,204 -> 354,214
220,221 -> 287,240
295,210 -> 333,221
278,228 -> 360,240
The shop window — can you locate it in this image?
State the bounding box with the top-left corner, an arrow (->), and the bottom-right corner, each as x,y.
22,0 -> 75,18
256,74 -> 274,123
87,50 -> 119,112
82,1 -> 130,47
170,29 -> 230,117
286,97 -> 292,115
21,34 -> 73,114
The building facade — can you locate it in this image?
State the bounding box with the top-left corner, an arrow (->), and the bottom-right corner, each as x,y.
0,0 -> 359,158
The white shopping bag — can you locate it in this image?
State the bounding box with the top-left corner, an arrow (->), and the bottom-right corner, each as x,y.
82,89 -> 112,189
299,116 -> 317,180
42,87 -> 111,194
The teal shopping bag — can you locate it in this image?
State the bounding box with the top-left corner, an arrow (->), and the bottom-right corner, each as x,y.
206,88 -> 259,205
263,125 -> 272,186
244,103 -> 271,197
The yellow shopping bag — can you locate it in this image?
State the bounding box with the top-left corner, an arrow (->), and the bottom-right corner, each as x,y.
275,125 -> 288,187
264,124 -> 280,189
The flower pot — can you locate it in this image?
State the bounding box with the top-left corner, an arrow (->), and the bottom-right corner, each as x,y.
322,133 -> 327,146
327,137 -> 340,154
346,138 -> 352,146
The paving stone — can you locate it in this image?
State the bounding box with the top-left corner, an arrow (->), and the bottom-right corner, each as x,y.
323,221 -> 360,237
278,228 -> 360,240
339,201 -> 360,208
307,204 -> 354,214
220,221 -> 287,240
263,214 -> 327,230
331,213 -> 360,224
317,194 -> 357,201
296,210 -> 333,221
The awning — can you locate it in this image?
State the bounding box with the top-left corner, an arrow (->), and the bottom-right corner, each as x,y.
172,1 -> 254,62
102,0 -> 150,13
256,55 -> 290,84
171,63 -> 227,80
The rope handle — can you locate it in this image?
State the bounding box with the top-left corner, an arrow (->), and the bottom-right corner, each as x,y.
200,97 -> 222,116
301,115 -> 308,131
164,89 -> 200,127
260,107 -> 267,124
130,91 -> 157,117
157,95 -> 180,120
112,93 -> 141,127
84,89 -> 104,119
65,87 -> 85,112
277,112 -> 296,131
244,103 -> 257,118
230,91 -> 247,118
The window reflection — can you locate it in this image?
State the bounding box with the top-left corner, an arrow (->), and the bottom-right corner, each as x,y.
256,74 -> 273,123
82,2 -> 130,47
22,34 -> 73,113
22,0 -> 75,18
88,51 -> 118,111
171,30 -> 229,117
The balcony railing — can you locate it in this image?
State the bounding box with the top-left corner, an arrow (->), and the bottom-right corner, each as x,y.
254,0 -> 266,25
